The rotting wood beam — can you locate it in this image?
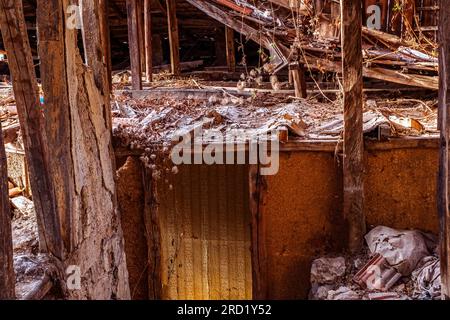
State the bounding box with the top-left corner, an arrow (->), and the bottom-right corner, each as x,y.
0,0 -> 63,259
80,0 -> 111,97
144,0 -> 153,82
341,0 -> 365,254
126,0 -> 143,90
225,26 -> 236,72
37,0 -> 73,251
166,0 -> 180,75
143,168 -> 161,299
438,0 -> 450,300
0,119 -> 15,300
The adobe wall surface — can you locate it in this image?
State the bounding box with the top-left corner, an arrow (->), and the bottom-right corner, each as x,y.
263,147 -> 439,299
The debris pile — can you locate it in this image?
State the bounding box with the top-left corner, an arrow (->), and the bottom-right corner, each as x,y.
186,0 -> 438,90
309,226 -> 441,300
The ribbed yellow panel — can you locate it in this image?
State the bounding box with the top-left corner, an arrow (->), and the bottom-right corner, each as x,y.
158,164 -> 252,300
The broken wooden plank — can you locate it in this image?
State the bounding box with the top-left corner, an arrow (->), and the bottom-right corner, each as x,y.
341,0 -> 365,253
1,0 -> 63,259
2,122 -> 20,145
185,0 -> 288,72
438,0 -> 450,300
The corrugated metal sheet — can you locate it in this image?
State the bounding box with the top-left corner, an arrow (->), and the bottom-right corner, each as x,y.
158,164 -> 252,300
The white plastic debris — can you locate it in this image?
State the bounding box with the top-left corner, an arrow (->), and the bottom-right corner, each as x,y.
411,256 -> 441,300
327,286 -> 361,300
365,226 -> 430,276
310,257 -> 346,285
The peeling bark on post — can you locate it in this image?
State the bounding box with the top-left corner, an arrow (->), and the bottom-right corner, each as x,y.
0,0 -> 63,259
0,121 -> 15,300
144,0 -> 153,82
126,0 -> 142,90
341,0 -> 365,253
166,0 -> 180,75
438,0 -> 450,300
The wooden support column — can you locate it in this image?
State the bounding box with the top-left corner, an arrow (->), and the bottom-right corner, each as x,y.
0,121 -> 15,299
137,0 -> 146,73
249,165 -> 268,299
127,0 -> 143,90
80,0 -> 111,97
144,0 -> 153,82
166,0 -> 180,75
290,63 -> 307,98
0,0 -> 63,259
340,0 -> 365,253
99,0 -> 112,91
37,0 -> 73,251
225,26 -> 236,72
438,0 -> 450,300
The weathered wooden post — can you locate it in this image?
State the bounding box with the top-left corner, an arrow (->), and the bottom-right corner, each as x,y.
166,0 -> 180,75
144,0 -> 153,82
341,0 -> 365,253
438,0 -> 450,300
225,26 -> 236,72
0,0 -> 63,259
0,120 -> 15,299
126,0 -> 143,90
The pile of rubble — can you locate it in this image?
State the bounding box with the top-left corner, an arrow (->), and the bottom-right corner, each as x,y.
309,226 -> 441,300
187,0 -> 438,90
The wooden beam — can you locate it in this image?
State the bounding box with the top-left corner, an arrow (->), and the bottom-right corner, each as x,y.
80,0 -> 111,96
0,119 -> 15,300
249,165 -> 268,300
99,0 -> 112,91
37,0 -> 73,251
137,0 -> 146,73
144,0 -> 153,82
438,0 -> 450,300
1,0 -> 63,259
166,0 -> 180,75
126,0 -> 143,90
225,26 -> 236,72
341,0 -> 365,253
290,63 -> 307,98
143,168 -> 161,299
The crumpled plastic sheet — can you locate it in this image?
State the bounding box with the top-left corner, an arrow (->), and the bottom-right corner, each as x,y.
411,255 -> 441,300
365,226 -> 431,276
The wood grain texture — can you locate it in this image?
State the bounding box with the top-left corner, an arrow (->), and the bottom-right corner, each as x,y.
126,0 -> 142,90
341,0 -> 365,253
1,0 -> 63,259
144,0 -> 153,82
438,0 -> 450,300
166,0 -> 180,75
0,119 -> 14,299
